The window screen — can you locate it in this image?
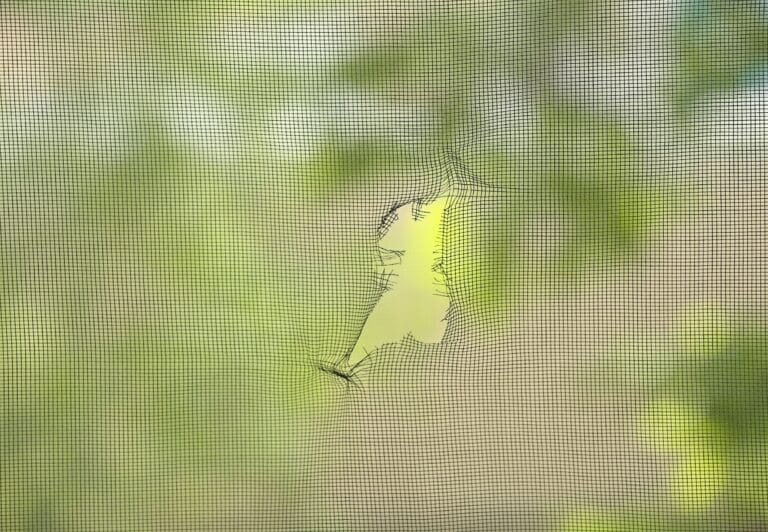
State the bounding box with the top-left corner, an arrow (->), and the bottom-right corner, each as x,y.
1,1 -> 767,530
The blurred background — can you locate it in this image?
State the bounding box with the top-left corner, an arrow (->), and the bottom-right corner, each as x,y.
1,1 -> 767,530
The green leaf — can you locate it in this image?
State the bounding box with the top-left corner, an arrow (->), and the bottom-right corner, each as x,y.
537,101 -> 668,274
346,195 -> 451,368
638,399 -> 728,454
335,41 -> 417,86
302,139 -> 410,196
670,447 -> 728,513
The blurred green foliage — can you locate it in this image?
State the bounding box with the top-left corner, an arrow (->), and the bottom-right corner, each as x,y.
571,314 -> 768,530
1,0 -> 767,529
538,101 -> 669,274
674,0 -> 768,112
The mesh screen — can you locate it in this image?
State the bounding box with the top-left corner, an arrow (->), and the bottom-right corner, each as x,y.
2,1 -> 768,530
